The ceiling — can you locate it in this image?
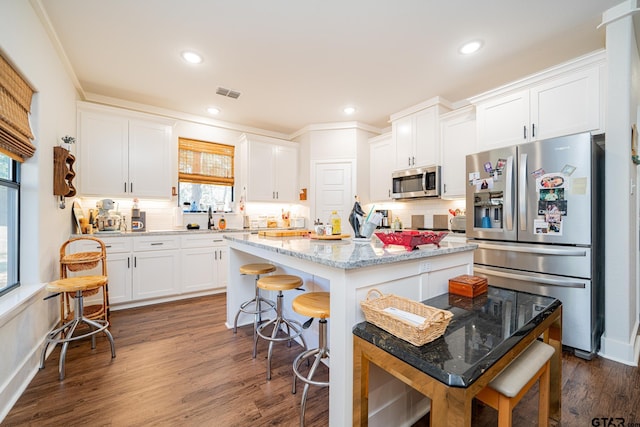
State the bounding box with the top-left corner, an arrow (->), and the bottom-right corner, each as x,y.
36,0 -> 622,136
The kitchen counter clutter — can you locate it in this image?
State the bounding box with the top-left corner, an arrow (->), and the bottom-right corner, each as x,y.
225,233 -> 476,426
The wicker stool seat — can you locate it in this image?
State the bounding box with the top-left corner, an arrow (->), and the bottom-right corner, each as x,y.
233,263 -> 277,358
291,292 -> 330,426
256,274 -> 307,380
40,276 -> 116,380
475,340 -> 555,427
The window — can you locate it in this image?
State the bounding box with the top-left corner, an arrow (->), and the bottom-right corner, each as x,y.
0,53 -> 34,296
178,138 -> 235,212
0,153 -> 19,296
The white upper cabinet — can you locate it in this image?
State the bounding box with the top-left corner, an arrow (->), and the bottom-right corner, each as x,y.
529,68 -> 600,140
475,90 -> 529,150
472,52 -> 604,150
391,98 -> 451,170
369,133 -> 395,202
240,134 -> 298,202
78,103 -> 173,199
440,106 -> 477,199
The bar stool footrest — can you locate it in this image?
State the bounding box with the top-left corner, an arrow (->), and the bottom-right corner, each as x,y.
257,318 -> 305,342
293,348 -> 330,388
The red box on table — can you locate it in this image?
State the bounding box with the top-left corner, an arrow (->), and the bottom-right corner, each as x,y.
448,275 -> 488,298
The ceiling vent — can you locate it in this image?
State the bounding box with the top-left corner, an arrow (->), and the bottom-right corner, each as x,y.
216,87 -> 241,99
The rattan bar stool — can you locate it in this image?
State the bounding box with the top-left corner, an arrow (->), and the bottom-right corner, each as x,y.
40,276 -> 116,380
59,236 -> 110,325
475,340 -> 555,427
256,274 -> 307,380
291,292 -> 330,427
233,263 -> 277,358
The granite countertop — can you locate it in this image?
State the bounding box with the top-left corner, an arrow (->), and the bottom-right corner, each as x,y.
352,287 -> 561,387
223,233 -> 477,270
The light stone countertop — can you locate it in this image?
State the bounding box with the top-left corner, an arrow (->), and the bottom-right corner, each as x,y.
223,233 -> 476,270
71,228 -> 257,238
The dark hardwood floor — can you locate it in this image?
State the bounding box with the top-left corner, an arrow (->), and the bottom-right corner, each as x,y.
3,294 -> 640,426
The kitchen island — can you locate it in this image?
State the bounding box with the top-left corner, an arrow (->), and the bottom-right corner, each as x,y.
224,233 -> 476,426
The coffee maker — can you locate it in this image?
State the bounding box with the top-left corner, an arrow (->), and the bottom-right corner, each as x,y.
375,210 -> 392,228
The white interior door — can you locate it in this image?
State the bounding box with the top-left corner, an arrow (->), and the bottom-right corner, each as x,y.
313,161 -> 353,232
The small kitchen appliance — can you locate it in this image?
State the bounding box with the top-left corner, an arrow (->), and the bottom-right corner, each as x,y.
391,165 -> 441,199
375,210 -> 392,228
95,199 -> 121,232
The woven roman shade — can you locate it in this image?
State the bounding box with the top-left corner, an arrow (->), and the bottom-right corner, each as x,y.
0,53 -> 35,162
178,137 -> 234,186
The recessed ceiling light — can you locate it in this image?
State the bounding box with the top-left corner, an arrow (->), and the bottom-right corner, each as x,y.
459,40 -> 483,55
207,107 -> 220,115
181,51 -> 203,64
343,106 -> 356,115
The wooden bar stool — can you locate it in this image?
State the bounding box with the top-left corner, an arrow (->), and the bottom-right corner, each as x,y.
233,263 -> 277,358
39,276 -> 116,380
291,292 -> 330,427
256,274 -> 307,380
475,340 -> 555,427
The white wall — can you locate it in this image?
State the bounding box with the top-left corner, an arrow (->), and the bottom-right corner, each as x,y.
0,0 -> 79,420
600,0 -> 640,365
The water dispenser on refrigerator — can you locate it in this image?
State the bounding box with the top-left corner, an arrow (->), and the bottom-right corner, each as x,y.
473,191 -> 503,229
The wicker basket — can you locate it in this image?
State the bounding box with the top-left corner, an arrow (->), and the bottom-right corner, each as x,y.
61,251 -> 101,272
360,289 -> 453,346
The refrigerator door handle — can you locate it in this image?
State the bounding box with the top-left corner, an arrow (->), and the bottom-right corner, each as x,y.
476,242 -> 588,257
504,155 -> 514,231
519,152 -> 528,231
474,266 -> 586,289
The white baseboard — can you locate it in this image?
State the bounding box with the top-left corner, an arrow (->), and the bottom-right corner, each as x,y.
0,334 -> 52,423
598,319 -> 640,366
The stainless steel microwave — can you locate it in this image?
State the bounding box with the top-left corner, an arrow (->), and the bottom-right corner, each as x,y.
391,165 -> 441,199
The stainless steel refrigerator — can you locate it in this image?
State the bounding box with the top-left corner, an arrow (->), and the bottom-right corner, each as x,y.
466,132 -> 604,358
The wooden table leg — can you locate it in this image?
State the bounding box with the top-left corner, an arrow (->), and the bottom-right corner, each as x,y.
353,338 -> 369,426
548,306 -> 563,422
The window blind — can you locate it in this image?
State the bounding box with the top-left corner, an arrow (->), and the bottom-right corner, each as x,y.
0,53 -> 35,162
178,137 -> 234,186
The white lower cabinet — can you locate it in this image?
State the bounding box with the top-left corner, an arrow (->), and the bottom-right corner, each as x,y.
132,248 -> 180,300
68,236 -> 133,305
69,233 -> 228,309
104,252 -> 133,304
180,234 -> 228,293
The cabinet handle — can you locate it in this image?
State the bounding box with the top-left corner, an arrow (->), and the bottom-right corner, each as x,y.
276,191 -> 279,199
523,125 -> 527,140
214,251 -> 218,261
412,156 -> 415,166
134,256 -> 137,268
150,242 -> 163,246
124,182 -> 127,192
532,123 -> 536,138
127,257 -> 130,269
407,157 -> 411,167
443,183 -> 447,193
130,182 -> 133,193
272,191 -> 275,199
219,250 -> 223,260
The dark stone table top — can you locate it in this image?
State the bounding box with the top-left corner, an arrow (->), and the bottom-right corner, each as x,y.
352,286 -> 561,387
